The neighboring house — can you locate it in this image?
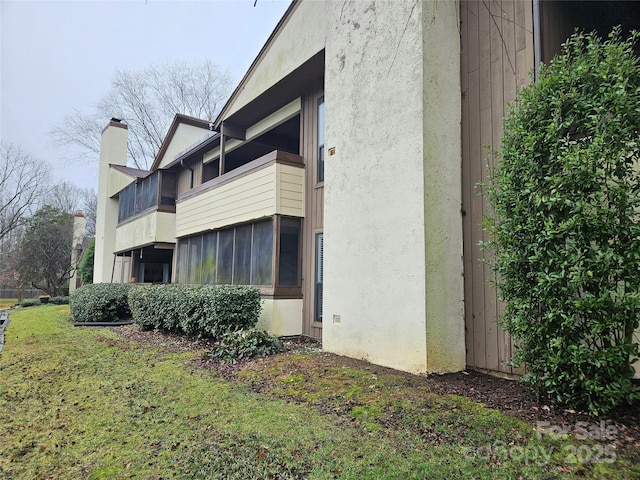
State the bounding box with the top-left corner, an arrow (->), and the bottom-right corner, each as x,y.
93,0 -> 640,376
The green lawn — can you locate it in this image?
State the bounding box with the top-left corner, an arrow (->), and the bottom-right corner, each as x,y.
0,298 -> 18,309
0,305 -> 637,479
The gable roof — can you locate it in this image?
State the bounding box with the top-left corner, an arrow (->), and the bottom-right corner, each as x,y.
110,165 -> 151,179
213,0 -> 299,129
163,131 -> 221,170
150,113 -> 212,171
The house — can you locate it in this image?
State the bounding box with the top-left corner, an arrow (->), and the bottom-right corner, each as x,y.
93,0 -> 640,376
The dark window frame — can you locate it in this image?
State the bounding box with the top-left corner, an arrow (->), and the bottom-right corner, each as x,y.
117,170 -> 177,224
314,232 -> 323,323
175,215 -> 302,297
316,96 -> 325,184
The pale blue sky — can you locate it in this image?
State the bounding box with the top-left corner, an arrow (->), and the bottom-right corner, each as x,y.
0,0 -> 291,190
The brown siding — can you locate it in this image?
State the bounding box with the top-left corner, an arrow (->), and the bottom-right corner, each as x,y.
461,0 -> 534,374
177,157 -> 204,195
301,83 -> 324,339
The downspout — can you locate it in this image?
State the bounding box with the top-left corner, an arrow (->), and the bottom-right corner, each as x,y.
533,0 -> 542,81
181,159 -> 194,189
110,254 -> 117,282
219,123 -> 226,177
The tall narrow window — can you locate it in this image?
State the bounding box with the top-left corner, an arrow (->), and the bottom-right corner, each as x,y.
201,232 -> 217,284
251,220 -> 274,285
188,236 -> 202,284
317,97 -> 325,183
314,233 -> 323,322
279,217 -> 301,286
160,172 -> 176,206
233,224 -> 252,285
177,241 -> 189,284
217,229 -> 234,284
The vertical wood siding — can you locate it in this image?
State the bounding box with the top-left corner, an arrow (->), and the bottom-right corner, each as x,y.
177,158 -> 203,195
461,0 -> 534,374
301,83 -> 324,339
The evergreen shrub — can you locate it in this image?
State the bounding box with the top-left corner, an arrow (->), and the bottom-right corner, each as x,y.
484,29 -> 640,414
207,328 -> 284,364
70,283 -> 131,322
127,284 -> 262,338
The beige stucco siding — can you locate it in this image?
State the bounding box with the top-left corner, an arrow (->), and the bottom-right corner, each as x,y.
107,170 -> 135,198
115,211 -> 176,252
257,299 -> 303,337
95,123 -> 128,283
322,0 -> 464,374
421,0 -> 466,373
175,163 -> 304,238
221,2 -> 325,120
156,123 -> 211,169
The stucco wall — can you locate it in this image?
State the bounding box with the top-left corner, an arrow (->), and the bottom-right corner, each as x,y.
421,0 -> 466,373
94,123 -> 128,283
115,211 -> 176,253
156,123 -> 211,170
257,298 -> 303,337
107,170 -> 135,198
323,0 -> 464,373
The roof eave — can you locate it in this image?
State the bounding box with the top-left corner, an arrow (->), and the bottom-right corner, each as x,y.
213,0 -> 298,129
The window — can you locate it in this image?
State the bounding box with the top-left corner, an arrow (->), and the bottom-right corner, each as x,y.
317,97 -> 325,183
233,225 -> 252,285
252,220 -> 274,285
188,236 -> 202,284
160,173 -> 177,206
201,232 -> 217,284
278,217 -> 301,286
175,217 -> 299,291
117,171 -> 175,223
315,233 -> 323,322
177,242 -> 189,284
217,229 -> 234,284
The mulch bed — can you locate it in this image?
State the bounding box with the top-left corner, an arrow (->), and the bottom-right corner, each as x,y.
108,324 -> 640,461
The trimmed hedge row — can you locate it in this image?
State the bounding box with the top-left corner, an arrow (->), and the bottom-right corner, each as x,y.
70,283 -> 262,338
70,284 -> 132,323
127,284 -> 262,338
50,296 -> 70,305
19,296 -> 70,308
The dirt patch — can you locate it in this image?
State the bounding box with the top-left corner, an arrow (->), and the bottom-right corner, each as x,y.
105,324 -> 216,354
108,324 -> 640,461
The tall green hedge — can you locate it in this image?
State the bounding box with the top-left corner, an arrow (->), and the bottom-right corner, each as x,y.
484,29 -> 640,414
127,284 -> 262,338
70,283 -> 132,323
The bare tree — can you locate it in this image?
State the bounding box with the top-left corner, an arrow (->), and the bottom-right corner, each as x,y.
51,60 -> 234,169
0,142 -> 49,242
0,224 -> 24,288
49,182 -> 97,236
81,192 -> 97,237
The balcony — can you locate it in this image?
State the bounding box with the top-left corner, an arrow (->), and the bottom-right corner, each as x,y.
115,170 -> 177,253
115,211 -> 176,253
175,150 -> 305,238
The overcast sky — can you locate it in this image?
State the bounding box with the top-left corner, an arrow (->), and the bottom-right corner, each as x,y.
0,0 -> 291,191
